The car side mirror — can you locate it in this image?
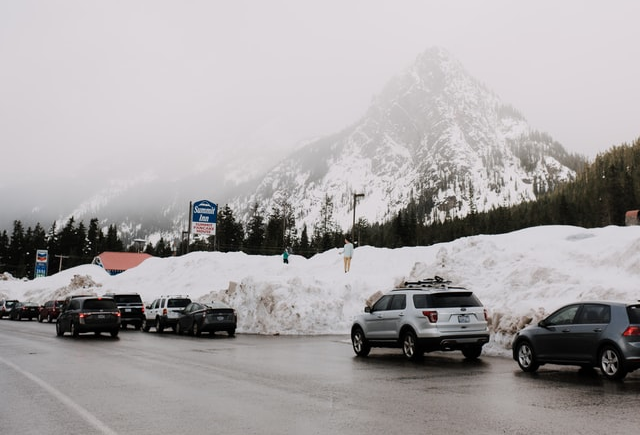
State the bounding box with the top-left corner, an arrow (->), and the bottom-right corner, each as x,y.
364,306 -> 371,313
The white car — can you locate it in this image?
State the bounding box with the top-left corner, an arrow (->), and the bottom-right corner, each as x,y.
142,295 -> 191,333
351,277 -> 490,360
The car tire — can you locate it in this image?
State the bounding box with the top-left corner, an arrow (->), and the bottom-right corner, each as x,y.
228,329 -> 236,337
71,322 -> 79,337
402,329 -> 422,360
175,322 -> 182,335
462,346 -> 483,360
38,314 -> 44,323
47,314 -> 53,323
599,345 -> 627,380
155,318 -> 164,333
351,327 -> 371,357
110,329 -> 119,338
516,341 -> 539,372
56,322 -> 64,337
193,322 -> 202,337
142,318 -> 150,332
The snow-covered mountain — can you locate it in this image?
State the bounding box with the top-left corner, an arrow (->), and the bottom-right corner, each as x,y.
233,47 -> 581,232
1,47 -> 583,243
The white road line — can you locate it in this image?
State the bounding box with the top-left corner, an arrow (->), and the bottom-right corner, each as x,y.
0,356 -> 118,435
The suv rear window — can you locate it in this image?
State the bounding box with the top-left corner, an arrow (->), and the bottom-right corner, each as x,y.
83,299 -> 118,310
627,305 -> 640,323
112,295 -> 142,304
413,292 -> 482,309
168,298 -> 191,308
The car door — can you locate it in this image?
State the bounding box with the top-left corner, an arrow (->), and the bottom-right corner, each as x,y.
571,303 -> 611,362
534,304 -> 581,361
364,294 -> 406,340
362,295 -> 393,339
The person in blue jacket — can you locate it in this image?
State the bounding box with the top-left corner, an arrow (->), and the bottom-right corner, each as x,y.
342,238 -> 354,272
283,248 -> 289,264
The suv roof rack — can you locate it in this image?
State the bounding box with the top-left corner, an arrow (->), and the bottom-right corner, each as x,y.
401,276 -> 466,290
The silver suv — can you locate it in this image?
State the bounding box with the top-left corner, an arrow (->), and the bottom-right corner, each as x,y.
351,277 -> 490,360
142,295 -> 191,333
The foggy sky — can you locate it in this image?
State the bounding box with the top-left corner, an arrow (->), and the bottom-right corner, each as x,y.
1,0 -> 639,188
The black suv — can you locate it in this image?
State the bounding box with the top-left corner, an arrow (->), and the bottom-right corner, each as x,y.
56,296 -> 121,338
103,292 -> 145,330
351,277 -> 490,360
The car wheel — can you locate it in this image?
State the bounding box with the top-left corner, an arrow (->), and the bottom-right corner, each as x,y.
47,314 -> 53,323
462,346 -> 482,360
228,329 -> 236,337
142,318 -> 150,332
56,321 -> 64,337
193,322 -> 202,337
351,327 -> 371,357
110,329 -> 119,338
155,318 -> 164,333
516,341 -> 539,372
600,345 -> 627,380
38,314 -> 44,323
71,322 -> 79,337
175,322 -> 182,335
402,330 -> 422,360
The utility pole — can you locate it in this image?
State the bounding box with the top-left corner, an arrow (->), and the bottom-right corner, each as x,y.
352,193 -> 365,244
55,255 -> 69,272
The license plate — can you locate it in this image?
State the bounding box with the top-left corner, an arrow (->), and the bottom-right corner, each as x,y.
458,315 -> 470,323
125,308 -> 131,312
98,314 -> 105,319
217,316 -> 224,321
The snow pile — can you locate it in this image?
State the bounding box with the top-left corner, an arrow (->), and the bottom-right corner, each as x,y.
2,225 -> 640,356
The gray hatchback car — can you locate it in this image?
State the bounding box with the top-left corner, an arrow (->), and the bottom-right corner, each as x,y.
512,301 -> 640,380
351,277 -> 490,360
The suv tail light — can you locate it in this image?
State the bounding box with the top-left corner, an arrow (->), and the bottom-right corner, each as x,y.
162,308 -> 167,316
484,309 -> 489,321
422,310 -> 438,323
623,326 -> 640,336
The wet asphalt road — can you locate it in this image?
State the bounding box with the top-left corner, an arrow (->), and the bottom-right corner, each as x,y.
1,318 -> 639,435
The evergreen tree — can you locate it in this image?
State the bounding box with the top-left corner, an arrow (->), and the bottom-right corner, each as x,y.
216,204 -> 244,252
244,203 -> 266,255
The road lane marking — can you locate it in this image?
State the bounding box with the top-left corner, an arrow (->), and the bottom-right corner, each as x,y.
0,356 -> 118,435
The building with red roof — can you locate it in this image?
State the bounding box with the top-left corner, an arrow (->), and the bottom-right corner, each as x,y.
92,252 -> 153,275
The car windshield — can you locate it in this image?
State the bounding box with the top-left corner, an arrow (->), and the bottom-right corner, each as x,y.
83,299 -> 117,311
168,298 -> 191,308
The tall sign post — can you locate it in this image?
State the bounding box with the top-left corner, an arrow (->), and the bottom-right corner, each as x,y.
34,249 -> 48,278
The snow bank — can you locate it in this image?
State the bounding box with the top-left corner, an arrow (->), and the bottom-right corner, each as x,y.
3,225 -> 640,356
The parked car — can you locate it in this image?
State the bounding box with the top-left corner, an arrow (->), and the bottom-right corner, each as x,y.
56,296 -> 121,338
10,301 -> 40,320
175,301 -> 237,337
0,299 -> 18,318
143,295 -> 192,333
512,301 -> 640,380
103,292 -> 145,330
351,276 -> 490,360
38,300 -> 65,322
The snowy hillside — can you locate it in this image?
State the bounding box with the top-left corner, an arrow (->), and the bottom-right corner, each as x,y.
2,225 -> 638,357
234,47 -> 580,231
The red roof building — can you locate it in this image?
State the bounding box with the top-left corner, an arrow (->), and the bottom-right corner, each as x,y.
92,252 -> 152,275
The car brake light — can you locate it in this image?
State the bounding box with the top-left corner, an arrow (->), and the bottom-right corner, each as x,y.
623,326 -> 640,336
162,308 -> 167,316
484,309 -> 489,321
423,310 -> 438,323
79,313 -> 86,319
